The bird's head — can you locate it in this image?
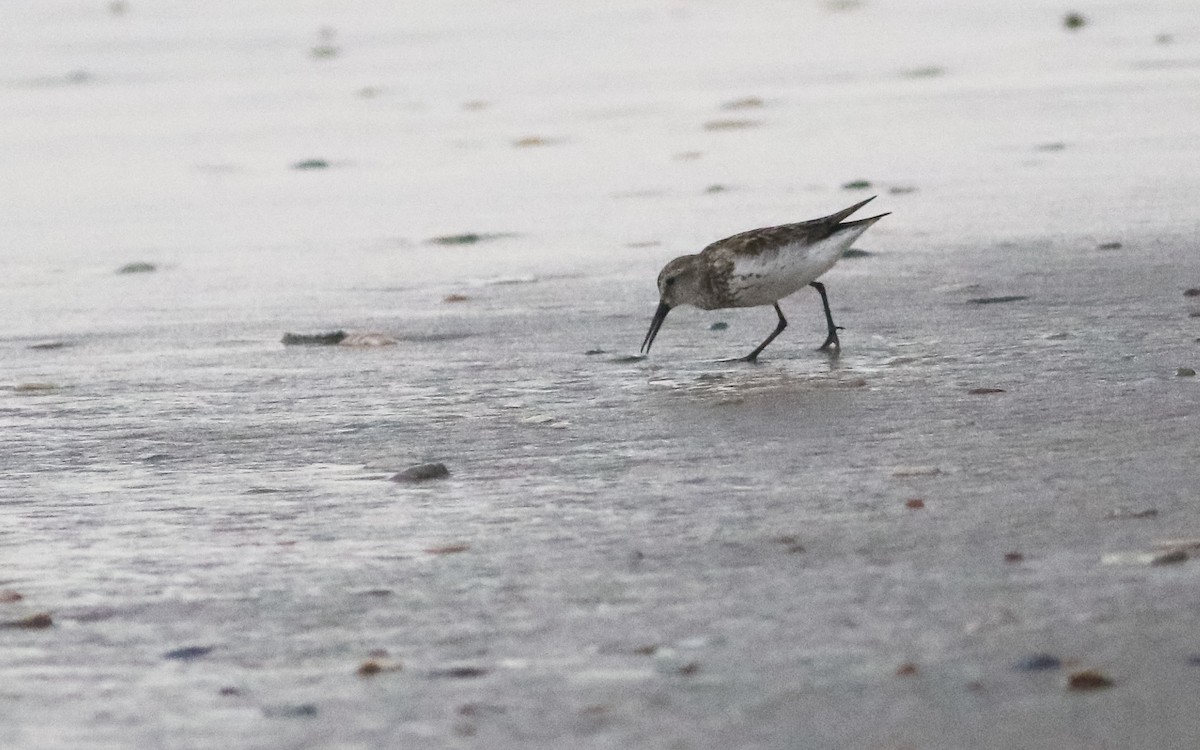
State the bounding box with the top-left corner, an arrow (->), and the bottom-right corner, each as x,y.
641,255 -> 702,355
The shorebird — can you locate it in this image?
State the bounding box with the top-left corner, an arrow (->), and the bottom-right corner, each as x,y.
640,196 -> 887,361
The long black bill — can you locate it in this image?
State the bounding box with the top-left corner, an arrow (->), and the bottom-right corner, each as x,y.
640,300 -> 671,355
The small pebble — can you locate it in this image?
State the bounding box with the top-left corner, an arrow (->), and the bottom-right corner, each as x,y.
969,295 -> 1029,305
1015,653 -> 1061,672
1063,12 -> 1087,30
428,232 -> 513,245
430,666 -> 490,679
1177,368 -> 1195,377
163,646 -> 213,661
721,96 -> 764,110
1003,551 -> 1024,563
391,463 -> 450,482
895,662 -> 918,677
1182,288 -> 1200,297
218,687 -> 243,696
443,294 -> 470,303
291,159 -> 329,170
584,349 -> 607,355
968,387 -> 1006,395
702,119 -> 760,131
905,498 -> 925,509
512,136 -> 556,147
1067,669 -> 1113,691
117,262 -> 156,274
357,658 -> 402,677
425,544 -> 470,555
0,591 -> 23,603
710,321 -> 729,330
1,613 -> 53,629
281,330 -> 346,346
1097,241 -> 1122,250
263,704 -> 318,718
842,179 -> 872,190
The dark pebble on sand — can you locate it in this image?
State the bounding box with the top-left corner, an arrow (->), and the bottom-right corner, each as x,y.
427,232 -> 514,246
968,387 -> 1006,394
391,462 -> 450,482
842,179 -> 872,190
1015,653 -> 1062,672
1098,241 -> 1122,250
430,666 -> 490,679
291,159 -> 329,170
2,613 -> 53,629
1067,669 -> 1113,691
28,341 -> 71,350
585,349 -> 607,355
1063,12 -> 1086,30
163,646 -> 214,661
117,262 -> 156,274
710,322 -> 729,330
281,330 -> 347,346
1184,288 -> 1200,297
969,295 -> 1029,305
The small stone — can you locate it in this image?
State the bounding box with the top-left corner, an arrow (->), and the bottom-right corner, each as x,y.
721,96 -> 764,110
968,387 -> 1006,395
357,658 -> 402,677
427,232 -> 513,245
1063,12 -> 1086,30
905,498 -> 925,510
28,341 -> 70,350
430,666 -> 490,679
291,159 -> 329,170
0,591 -> 24,603
969,295 -> 1028,304
1004,552 -> 1024,563
1067,669 -> 1113,691
1097,241 -> 1122,250
391,463 -> 450,482
1183,288 -> 1200,297
1176,368 -> 1196,377
117,262 -> 156,274
584,349 -> 607,355
263,703 -> 318,718
842,179 -> 872,190
633,645 -> 659,656
443,294 -> 470,303
218,686 -> 242,696
1015,653 -> 1061,672
281,330 -> 346,346
425,543 -> 470,555
710,321 -> 729,331
2,613 -> 53,629
895,662 -> 918,677
163,646 -> 213,661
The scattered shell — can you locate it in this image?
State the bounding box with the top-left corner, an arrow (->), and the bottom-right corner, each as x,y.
1,612 -> 53,629
1067,669 -> 1113,691
357,659 -> 402,677
842,179 -> 872,190
1015,653 -> 1061,672
1176,368 -> 1196,377
443,294 -> 470,303
163,646 -> 213,661
968,387 -> 1006,395
703,119 -> 760,131
905,498 -> 925,510
895,662 -> 918,677
425,544 -> 470,555
391,463 -> 450,482
892,466 -> 941,478
291,159 -> 329,170
1101,549 -> 1188,566
282,330 -> 346,346
117,262 -> 156,274
969,295 -> 1029,304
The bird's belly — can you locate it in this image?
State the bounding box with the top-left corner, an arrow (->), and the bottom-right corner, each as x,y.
725,239 -> 843,307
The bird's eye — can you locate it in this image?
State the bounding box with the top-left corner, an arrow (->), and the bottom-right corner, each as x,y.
665,276 -> 676,287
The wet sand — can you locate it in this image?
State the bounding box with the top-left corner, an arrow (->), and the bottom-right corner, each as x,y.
4,1 -> 1200,748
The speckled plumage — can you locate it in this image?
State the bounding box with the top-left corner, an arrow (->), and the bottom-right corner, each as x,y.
641,197 -> 887,360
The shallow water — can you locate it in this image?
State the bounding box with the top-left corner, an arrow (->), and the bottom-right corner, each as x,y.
4,1 -> 1200,748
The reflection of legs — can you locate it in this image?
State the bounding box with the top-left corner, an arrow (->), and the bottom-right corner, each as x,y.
811,282 -> 842,350
742,303 -> 787,362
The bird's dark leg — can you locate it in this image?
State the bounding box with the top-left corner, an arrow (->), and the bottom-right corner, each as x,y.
810,281 -> 842,351
742,303 -> 788,362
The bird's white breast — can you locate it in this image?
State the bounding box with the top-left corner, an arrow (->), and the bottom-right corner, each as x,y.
725,232 -> 851,307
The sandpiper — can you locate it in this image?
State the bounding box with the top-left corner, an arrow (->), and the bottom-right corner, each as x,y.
640,196 -> 887,361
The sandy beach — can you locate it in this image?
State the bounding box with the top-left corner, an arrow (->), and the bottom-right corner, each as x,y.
4,1 -> 1200,748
